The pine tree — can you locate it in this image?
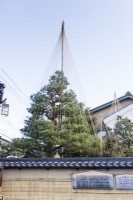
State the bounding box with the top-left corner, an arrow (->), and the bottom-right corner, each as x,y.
1,71 -> 100,158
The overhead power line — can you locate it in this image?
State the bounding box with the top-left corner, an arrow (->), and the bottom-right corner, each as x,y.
1,68 -> 29,100
0,76 -> 28,106
0,129 -> 12,140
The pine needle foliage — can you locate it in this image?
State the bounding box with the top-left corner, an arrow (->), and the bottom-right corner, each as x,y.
0,70 -> 100,158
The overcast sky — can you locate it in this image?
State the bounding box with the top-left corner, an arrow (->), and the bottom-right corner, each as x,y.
0,0 -> 133,139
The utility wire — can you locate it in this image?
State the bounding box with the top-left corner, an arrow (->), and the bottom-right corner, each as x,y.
1,68 -> 29,100
0,74 -> 29,139
6,86 -> 28,106
0,115 -> 22,133
0,76 -> 28,105
0,130 -> 12,140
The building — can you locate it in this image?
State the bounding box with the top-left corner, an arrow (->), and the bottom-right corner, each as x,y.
90,91 -> 133,132
0,137 -> 10,145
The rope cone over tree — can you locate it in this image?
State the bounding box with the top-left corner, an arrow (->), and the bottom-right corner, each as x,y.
0,22 -> 101,158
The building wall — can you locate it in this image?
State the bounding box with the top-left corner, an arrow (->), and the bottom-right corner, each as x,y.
0,137 -> 10,145
2,168 -> 133,200
91,99 -> 133,130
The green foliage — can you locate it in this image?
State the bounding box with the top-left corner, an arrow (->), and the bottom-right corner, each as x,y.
104,116 -> 133,157
1,70 -> 100,158
103,133 -> 125,157
2,70 -> 133,158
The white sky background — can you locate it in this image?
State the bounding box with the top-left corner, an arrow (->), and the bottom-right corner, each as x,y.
0,0 -> 133,139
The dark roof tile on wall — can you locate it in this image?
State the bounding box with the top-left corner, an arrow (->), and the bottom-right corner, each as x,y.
0,157 -> 133,169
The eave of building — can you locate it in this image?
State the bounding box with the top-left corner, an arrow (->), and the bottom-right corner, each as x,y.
0,137 -> 11,143
90,92 -> 133,114
104,103 -> 133,128
0,157 -> 133,169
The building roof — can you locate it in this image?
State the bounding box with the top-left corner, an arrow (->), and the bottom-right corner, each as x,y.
1,157 -> 133,169
104,103 -> 133,128
90,91 -> 133,113
0,136 -> 11,144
